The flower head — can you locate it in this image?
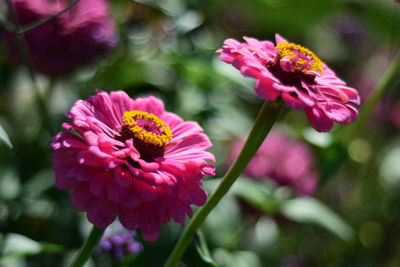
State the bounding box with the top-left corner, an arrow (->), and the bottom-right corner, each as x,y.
97,222 -> 143,261
217,34 -> 360,132
4,0 -> 117,75
51,91 -> 215,241
229,130 -> 318,196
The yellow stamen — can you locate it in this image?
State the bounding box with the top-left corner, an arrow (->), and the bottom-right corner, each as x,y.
122,110 -> 172,147
276,42 -> 324,74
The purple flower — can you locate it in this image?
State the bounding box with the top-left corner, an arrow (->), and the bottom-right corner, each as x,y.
4,0 -> 117,75
98,222 -> 143,261
229,130 -> 318,195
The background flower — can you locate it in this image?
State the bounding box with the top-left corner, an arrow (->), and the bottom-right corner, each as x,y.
51,91 -> 215,242
96,221 -> 143,261
217,34 -> 360,132
229,130 -> 319,196
3,0 -> 117,75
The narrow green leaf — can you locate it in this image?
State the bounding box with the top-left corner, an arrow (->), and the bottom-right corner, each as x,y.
280,197 -> 354,241
0,123 -> 12,149
195,230 -> 219,267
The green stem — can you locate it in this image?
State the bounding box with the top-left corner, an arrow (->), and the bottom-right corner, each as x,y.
5,0 -> 55,135
16,0 -> 80,35
69,226 -> 105,267
164,102 -> 283,267
337,50 -> 400,141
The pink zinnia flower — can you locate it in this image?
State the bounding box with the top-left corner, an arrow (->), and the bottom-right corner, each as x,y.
51,91 -> 215,242
229,130 -> 318,196
217,34 -> 360,132
3,0 -> 117,75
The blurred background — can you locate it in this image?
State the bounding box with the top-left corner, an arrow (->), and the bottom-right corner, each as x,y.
1,0 -> 400,266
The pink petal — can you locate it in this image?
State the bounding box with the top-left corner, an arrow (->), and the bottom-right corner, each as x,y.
137,204 -> 161,242
275,34 -> 289,44
113,166 -> 133,188
164,134 -> 215,161
322,102 -> 353,123
281,92 -> 305,110
89,172 -> 109,197
254,78 -> 280,101
110,91 -> 135,123
87,90 -> 121,130
70,183 -> 93,211
119,205 -> 140,229
161,112 -> 184,129
107,180 -> 129,202
169,121 -> 204,139
132,96 -> 165,116
86,197 -> 118,228
133,179 -> 157,202
305,107 -> 333,132
137,159 -> 160,172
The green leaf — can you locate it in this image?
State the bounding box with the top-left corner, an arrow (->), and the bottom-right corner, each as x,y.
280,197 -> 354,241
213,249 -> 262,267
1,233 -> 41,261
0,123 -> 12,149
231,178 -> 279,214
0,233 -> 64,262
195,230 -> 219,267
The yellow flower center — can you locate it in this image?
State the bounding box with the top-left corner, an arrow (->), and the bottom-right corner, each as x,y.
276,42 -> 323,74
122,110 -> 172,147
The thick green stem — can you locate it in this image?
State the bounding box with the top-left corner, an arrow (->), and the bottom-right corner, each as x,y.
164,102 -> 283,267
337,50 -> 400,141
69,226 -> 105,267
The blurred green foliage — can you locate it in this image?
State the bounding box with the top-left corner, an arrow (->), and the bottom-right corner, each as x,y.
1,0 -> 400,266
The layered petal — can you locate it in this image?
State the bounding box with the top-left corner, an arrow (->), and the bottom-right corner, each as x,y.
217,35 -> 360,132
51,91 -> 215,242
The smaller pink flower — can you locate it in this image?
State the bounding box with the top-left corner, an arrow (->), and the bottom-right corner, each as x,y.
391,102 -> 400,129
229,130 -> 318,196
217,34 -> 360,132
51,90 -> 215,242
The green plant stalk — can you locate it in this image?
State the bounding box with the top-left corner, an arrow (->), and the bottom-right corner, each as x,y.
16,0 -> 80,35
338,50 -> 400,141
5,0 -> 55,135
69,226 -> 105,267
164,102 -> 283,267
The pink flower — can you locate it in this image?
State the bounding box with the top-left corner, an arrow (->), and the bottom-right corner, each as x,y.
4,0 -> 117,75
229,130 -> 318,196
51,91 -> 215,242
391,102 -> 400,129
217,34 -> 360,132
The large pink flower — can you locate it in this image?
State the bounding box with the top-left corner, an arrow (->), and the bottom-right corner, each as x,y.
51,91 -> 215,242
217,34 -> 360,132
229,130 -> 318,196
4,0 -> 117,75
